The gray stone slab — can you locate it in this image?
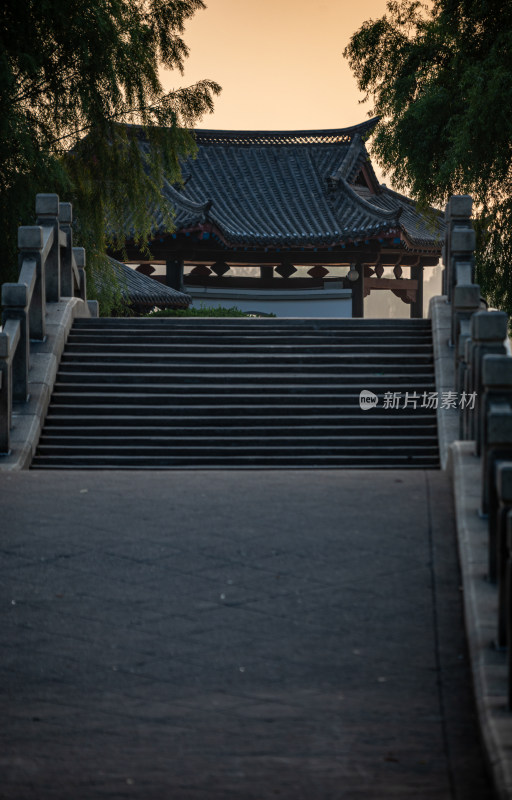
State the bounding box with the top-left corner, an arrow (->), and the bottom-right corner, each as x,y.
87,299 -> 99,317
35,193 -> 59,217
484,355 -> 512,387
451,226 -> 477,252
472,311 -> 509,342
447,195 -> 473,219
497,463 -> 512,503
456,262 -> 473,284
454,283 -> 480,307
434,355 -> 457,389
0,469 -> 493,799
18,226 -> 44,250
26,352 -> 58,387
488,404 -> 512,443
10,413 -> 41,445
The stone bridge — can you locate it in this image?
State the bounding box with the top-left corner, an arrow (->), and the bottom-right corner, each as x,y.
1,193 -> 512,798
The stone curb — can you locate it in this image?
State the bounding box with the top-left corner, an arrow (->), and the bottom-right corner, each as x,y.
449,441 -> 512,799
0,296 -> 91,470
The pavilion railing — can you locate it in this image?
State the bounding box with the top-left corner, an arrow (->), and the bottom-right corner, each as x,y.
444,194 -> 512,708
0,193 -> 88,454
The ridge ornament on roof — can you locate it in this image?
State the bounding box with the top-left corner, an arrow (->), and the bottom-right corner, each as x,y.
191,119 -> 380,147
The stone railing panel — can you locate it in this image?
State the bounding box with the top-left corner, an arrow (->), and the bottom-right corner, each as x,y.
0,193 -> 93,458
470,311 -> 508,449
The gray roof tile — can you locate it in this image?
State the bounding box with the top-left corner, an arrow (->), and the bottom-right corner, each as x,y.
142,121 -> 444,251
108,258 -> 191,308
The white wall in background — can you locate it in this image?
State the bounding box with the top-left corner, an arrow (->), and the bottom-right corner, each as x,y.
186,286 -> 353,318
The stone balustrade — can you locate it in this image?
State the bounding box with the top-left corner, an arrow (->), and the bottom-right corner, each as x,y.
0,193 -> 94,455
444,194 -> 512,709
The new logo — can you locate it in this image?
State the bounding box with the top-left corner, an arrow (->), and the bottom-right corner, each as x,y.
359,390 -> 378,410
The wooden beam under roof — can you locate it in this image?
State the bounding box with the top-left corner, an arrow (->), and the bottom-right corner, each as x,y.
115,241 -> 439,269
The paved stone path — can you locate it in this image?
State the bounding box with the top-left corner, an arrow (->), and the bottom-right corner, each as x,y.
0,469 -> 494,799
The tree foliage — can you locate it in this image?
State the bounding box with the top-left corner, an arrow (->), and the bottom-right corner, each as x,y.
344,0 -> 512,313
0,0 -> 220,312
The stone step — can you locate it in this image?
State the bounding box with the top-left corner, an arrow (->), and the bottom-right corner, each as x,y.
59,352 -> 435,365
38,435 -> 439,450
48,393 -> 438,410
43,406 -> 438,420
31,453 -> 440,468
54,372 -> 435,385
57,362 -> 435,375
42,415 -> 438,431
67,332 -> 432,352
51,382 -> 436,395
63,342 -> 434,354
72,317 -> 432,327
66,333 -> 433,345
69,319 -> 433,329
35,442 -> 439,456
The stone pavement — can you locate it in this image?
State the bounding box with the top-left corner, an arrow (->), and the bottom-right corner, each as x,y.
0,469 -> 494,799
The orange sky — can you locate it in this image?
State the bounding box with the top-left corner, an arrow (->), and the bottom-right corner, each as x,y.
162,0 -> 390,132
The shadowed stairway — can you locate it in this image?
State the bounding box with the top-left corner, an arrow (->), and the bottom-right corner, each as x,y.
31,318 -> 439,469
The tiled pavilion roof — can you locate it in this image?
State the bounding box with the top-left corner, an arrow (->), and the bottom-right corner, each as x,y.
141,119 -> 444,254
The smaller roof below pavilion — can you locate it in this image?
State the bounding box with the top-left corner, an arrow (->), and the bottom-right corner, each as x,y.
108,258 -> 191,309
138,119 -> 444,255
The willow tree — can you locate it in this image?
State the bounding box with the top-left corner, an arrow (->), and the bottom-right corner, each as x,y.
0,0 -> 220,312
344,0 -> 512,314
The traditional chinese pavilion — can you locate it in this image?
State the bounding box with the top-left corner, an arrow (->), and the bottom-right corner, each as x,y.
115,119 -> 444,317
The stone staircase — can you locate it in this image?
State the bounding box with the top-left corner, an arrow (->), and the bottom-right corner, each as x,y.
31,318 -> 439,469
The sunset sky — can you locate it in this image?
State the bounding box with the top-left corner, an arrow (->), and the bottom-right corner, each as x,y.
161,0 -> 442,314
162,0 -> 390,132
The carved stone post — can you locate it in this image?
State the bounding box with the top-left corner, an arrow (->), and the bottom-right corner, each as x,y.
453,283 -> 480,382
469,311 -> 508,445
18,226 -> 45,340
444,195 -> 474,296
494,463 -> 512,645
481,355 -> 512,457
506,510 -> 512,707
461,336 -> 474,439
73,248 -> 87,301
482,401 -> 512,523
59,202 -> 74,296
1,283 -> 30,402
36,193 -> 61,302
0,332 -> 11,453
444,196 -> 476,346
